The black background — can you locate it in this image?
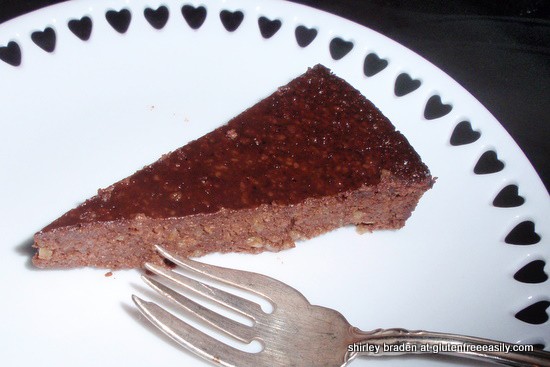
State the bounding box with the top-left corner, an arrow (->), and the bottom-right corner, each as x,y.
1,0 -> 548,192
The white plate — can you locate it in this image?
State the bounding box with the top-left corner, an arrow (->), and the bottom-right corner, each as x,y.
0,0 -> 548,366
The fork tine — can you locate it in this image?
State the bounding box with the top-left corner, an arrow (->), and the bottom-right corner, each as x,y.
145,262 -> 264,320
155,245 -> 306,303
132,295 -> 260,367
142,275 -> 257,343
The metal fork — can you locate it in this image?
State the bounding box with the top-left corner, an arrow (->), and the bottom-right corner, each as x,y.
132,246 -> 550,367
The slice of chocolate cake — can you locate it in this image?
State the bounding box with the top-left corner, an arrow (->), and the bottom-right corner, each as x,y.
33,65 -> 434,269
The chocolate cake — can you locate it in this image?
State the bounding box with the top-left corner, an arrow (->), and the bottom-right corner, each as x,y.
33,65 -> 434,269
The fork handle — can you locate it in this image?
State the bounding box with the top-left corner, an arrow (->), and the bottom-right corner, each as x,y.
347,327 -> 550,366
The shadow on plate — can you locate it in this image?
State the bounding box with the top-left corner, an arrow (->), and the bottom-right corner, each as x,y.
15,235 -> 39,270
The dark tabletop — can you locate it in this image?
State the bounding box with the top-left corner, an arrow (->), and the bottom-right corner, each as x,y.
1,0 -> 548,193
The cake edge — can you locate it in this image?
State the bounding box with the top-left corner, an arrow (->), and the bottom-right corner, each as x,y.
32,170 -> 434,269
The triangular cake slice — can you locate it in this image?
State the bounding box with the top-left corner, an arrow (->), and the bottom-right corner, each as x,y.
33,65 -> 434,269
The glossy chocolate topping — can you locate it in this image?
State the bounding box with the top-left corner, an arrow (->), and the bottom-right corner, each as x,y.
44,65 -> 431,230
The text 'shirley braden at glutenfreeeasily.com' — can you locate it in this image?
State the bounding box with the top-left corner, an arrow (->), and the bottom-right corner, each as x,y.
347,342 -> 535,355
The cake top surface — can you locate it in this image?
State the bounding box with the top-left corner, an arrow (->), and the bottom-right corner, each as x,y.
43,64 -> 431,231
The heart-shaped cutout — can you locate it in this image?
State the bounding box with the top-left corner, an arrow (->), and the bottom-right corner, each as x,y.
329,37 -> 353,60
505,221 -> 541,245
68,16 -> 92,41
363,53 -> 388,77
144,6 -> 169,30
394,73 -> 421,97
182,5 -> 207,30
220,10 -> 244,32
424,95 -> 452,120
473,150 -> 504,174
258,16 -> 281,39
31,27 -> 56,53
295,25 -> 317,47
493,184 -> 524,208
514,260 -> 548,284
0,41 -> 21,66
450,120 -> 481,146
106,9 -> 132,34
515,301 -> 549,325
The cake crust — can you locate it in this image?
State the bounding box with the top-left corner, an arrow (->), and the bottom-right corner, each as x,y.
33,65 -> 434,269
